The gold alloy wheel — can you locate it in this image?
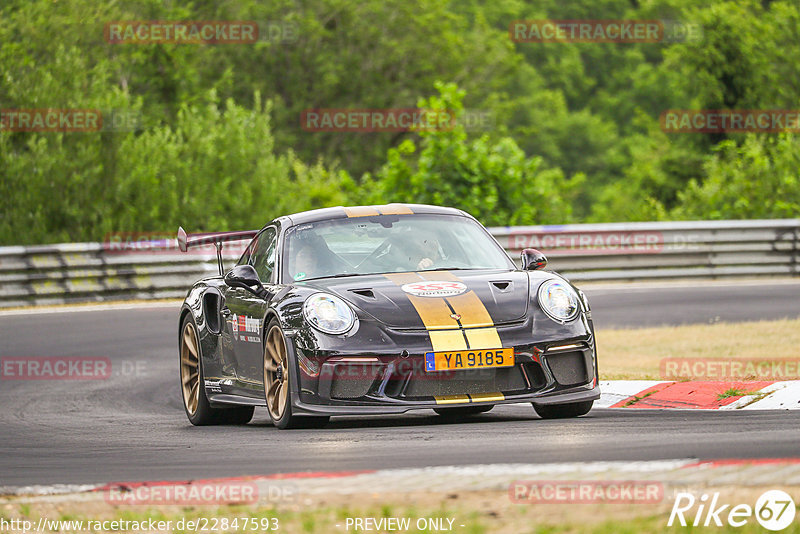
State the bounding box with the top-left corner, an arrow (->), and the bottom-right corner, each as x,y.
264,325 -> 289,421
180,321 -> 201,415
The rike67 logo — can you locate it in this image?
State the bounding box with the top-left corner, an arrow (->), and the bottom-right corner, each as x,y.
669,490 -> 796,531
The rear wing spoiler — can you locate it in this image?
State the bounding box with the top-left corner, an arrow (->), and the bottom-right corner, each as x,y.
177,226 -> 258,275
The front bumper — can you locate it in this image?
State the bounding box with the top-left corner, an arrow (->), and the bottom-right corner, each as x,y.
289,337 -> 600,416
291,383 -> 600,415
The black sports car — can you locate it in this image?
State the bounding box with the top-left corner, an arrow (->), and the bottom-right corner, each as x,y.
177,204 -> 599,428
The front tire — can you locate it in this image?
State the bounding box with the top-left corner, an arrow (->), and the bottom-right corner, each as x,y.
180,314 -> 254,426
263,320 -> 329,429
532,400 -> 593,419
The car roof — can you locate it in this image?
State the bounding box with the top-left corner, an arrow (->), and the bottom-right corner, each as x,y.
281,204 -> 470,226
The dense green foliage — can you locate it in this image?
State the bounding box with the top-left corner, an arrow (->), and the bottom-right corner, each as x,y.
1,0 -> 798,244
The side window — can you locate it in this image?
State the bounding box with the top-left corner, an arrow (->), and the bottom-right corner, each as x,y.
238,236 -> 258,266
249,227 -> 277,283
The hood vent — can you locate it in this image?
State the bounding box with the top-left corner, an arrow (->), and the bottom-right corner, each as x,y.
491,281 -> 513,292
349,288 -> 376,299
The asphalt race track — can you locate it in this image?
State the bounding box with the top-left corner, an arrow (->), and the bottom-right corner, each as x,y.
584,279 -> 800,328
1,280 -> 798,487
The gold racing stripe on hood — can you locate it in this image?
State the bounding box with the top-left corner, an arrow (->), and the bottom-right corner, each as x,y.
383,272 -> 459,329
384,271 -> 503,351
464,328 -> 502,350
417,272 -> 502,348
428,330 -> 468,351
383,272 -> 465,351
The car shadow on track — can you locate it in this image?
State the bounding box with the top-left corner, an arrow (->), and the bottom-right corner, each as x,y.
240,407 -> 593,430
175,407 -> 613,432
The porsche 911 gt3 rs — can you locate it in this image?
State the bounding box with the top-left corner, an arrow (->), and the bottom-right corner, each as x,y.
177,204 -> 599,428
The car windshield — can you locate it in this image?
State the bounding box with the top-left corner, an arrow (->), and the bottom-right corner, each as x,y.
282,214 -> 514,283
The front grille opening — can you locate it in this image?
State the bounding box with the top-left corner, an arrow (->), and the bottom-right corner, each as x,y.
546,351 -> 590,386
382,362 -> 410,397
329,363 -> 383,399
523,361 -> 547,389
400,365 -> 528,399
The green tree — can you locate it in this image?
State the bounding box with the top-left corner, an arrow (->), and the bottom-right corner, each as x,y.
370,82 -> 580,225
673,134 -> 800,220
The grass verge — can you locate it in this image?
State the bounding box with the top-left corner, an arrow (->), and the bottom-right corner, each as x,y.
596,318 -> 800,380
3,486 -> 799,534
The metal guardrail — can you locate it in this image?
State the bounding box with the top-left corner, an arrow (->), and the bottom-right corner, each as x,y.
0,219 -> 797,308
495,219 -> 800,281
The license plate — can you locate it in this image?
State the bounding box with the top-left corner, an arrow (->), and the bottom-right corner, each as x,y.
424,348 -> 514,372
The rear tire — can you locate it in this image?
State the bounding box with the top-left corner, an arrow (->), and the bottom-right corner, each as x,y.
433,405 -> 494,418
532,400 -> 593,419
180,314 -> 254,425
264,319 -> 329,430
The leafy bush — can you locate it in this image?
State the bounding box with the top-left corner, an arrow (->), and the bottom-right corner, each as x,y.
0,92 -> 347,243
673,134 -> 800,220
368,83 -> 580,226
3,0 -> 800,245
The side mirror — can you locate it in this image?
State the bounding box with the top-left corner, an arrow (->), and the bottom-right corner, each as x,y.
521,248 -> 547,271
224,265 -> 265,296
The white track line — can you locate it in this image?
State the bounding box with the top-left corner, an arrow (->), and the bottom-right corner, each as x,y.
721,381 -> 800,410
0,301 -> 182,316
595,380 -> 667,408
8,459 -> 800,500
582,278 -> 800,292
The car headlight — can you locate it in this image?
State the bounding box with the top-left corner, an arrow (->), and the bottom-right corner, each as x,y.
537,279 -> 580,323
303,293 -> 356,335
